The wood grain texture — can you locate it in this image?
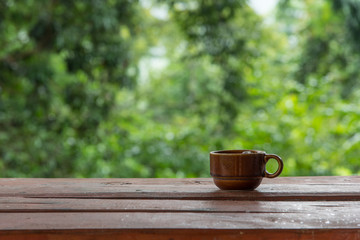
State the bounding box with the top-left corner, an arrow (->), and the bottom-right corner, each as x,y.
1,211 -> 360,230
0,198 -> 359,214
0,177 -> 359,201
1,177 -> 360,239
2,229 -> 360,240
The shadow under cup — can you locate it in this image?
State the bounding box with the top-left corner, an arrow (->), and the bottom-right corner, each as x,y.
210,150 -> 284,190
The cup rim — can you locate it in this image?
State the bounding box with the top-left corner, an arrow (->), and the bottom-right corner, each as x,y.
210,149 -> 266,156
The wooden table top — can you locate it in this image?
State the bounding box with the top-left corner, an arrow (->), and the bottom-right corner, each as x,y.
0,177 -> 360,239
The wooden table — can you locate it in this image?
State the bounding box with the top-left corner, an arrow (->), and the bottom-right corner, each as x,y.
0,177 -> 359,239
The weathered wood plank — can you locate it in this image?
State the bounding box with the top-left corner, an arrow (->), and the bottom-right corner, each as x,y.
1,229 -> 360,240
1,176 -> 359,186
0,177 -> 359,201
0,211 -> 359,230
0,198 -> 359,214
1,177 -> 360,239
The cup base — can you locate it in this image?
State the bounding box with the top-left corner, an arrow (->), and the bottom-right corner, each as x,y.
212,176 -> 263,190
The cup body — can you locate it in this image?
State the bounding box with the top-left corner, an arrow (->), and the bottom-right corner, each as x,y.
210,150 -> 268,190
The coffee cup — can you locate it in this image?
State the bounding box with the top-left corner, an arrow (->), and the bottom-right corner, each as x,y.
210,149 -> 283,190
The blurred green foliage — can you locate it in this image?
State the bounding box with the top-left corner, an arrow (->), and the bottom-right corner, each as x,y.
0,0 -> 360,177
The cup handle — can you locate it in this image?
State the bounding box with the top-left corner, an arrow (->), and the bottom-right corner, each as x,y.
264,154 -> 283,178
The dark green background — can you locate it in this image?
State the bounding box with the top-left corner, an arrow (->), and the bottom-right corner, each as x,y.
1,0 -> 360,177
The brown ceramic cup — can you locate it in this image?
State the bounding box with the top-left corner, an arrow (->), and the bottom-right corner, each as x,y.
210,150 -> 283,190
